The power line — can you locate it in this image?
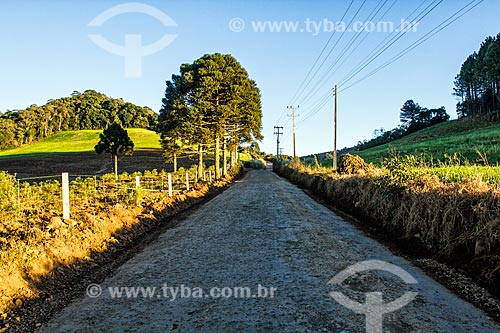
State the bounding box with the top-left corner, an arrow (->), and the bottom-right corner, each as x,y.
337,0 -> 433,86
295,90 -> 333,127
296,0 -> 389,108
320,0 -> 398,82
287,0 -> 356,107
293,0 -> 367,105
295,0 -> 444,128
338,0 -> 444,88
283,0 -> 484,135
339,0 -> 485,93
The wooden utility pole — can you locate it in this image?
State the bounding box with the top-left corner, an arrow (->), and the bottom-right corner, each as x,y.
273,126 -> 283,160
287,106 -> 299,158
333,85 -> 338,171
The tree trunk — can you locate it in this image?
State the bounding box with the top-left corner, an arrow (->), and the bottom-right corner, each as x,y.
173,153 -> 177,172
114,154 -> 118,180
222,141 -> 227,176
230,148 -> 235,168
215,137 -> 220,179
198,144 -> 203,177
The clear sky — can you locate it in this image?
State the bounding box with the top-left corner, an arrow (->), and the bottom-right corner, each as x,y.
1,0 -> 499,156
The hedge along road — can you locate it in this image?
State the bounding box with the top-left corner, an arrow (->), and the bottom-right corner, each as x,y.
40,169 -> 500,332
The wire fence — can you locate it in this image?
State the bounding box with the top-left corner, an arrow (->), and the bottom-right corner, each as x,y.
2,168 -> 220,225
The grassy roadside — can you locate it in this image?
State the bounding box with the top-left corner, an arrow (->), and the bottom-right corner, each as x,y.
273,161 -> 500,306
354,117 -> 500,165
0,166 -> 243,333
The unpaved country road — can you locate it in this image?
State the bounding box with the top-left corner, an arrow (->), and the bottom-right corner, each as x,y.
41,169 -> 500,332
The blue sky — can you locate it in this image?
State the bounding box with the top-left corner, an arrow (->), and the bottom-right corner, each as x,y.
1,0 -> 499,155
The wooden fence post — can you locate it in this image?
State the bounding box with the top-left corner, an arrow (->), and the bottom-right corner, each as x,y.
168,173 -> 172,197
17,179 -> 20,219
62,172 -> 70,220
186,171 -> 190,191
135,175 -> 140,188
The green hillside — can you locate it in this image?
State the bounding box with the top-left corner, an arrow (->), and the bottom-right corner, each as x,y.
355,117 -> 500,165
0,129 -> 161,158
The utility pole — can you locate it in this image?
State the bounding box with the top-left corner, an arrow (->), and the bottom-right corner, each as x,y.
333,85 -> 338,171
287,105 -> 299,158
273,126 -> 283,161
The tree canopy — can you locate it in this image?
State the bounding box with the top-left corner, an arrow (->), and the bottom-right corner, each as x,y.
454,33 -> 500,118
400,99 -> 449,131
0,90 -> 157,151
157,53 -> 263,177
94,122 -> 134,178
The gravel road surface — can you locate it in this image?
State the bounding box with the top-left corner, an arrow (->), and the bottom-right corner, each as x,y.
40,169 -> 500,332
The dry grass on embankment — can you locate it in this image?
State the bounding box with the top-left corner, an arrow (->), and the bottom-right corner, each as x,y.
274,161 -> 500,298
0,167 -> 242,331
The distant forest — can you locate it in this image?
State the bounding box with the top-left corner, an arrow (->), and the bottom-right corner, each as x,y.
454,33 -> 500,118
0,90 -> 157,150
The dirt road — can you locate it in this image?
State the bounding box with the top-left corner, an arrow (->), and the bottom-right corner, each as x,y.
40,169 -> 500,332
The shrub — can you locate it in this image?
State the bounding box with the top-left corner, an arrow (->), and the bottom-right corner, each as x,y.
244,159 -> 266,169
338,154 -> 368,174
381,153 -> 427,187
0,171 -> 16,212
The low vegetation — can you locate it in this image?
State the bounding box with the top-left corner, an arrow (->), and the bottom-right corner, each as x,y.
244,159 -> 267,169
0,166 -> 242,322
275,156 -> 500,299
354,116 -> 500,165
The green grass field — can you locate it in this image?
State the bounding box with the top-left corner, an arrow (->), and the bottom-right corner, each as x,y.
0,129 -> 161,158
425,165 -> 500,183
355,118 -> 500,165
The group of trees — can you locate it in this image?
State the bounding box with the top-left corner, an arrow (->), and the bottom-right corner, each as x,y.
0,90 -> 157,150
355,99 -> 449,151
454,34 -> 500,118
157,53 -> 263,179
399,99 -> 449,131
